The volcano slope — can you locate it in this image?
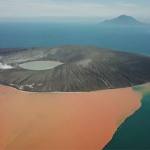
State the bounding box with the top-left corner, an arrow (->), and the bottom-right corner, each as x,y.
0,46 -> 150,92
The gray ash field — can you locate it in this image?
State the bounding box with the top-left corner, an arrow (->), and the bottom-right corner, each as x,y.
0,45 -> 150,92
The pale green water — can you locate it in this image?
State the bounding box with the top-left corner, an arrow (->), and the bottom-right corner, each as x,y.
19,61 -> 63,70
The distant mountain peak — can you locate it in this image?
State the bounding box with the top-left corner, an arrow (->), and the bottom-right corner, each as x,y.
115,14 -> 138,21
118,14 -> 131,18
102,15 -> 142,26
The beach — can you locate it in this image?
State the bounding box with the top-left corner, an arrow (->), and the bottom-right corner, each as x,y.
0,85 -> 142,150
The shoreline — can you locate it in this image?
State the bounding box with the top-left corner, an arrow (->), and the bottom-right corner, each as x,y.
104,84 -> 150,149
0,82 -> 149,94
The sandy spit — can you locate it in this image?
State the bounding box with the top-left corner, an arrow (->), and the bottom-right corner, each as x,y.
0,85 -> 142,150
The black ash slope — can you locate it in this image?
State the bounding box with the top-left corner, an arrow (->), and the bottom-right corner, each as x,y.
0,46 -> 150,92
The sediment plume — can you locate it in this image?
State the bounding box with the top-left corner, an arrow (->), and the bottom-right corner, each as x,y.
0,85 -> 142,150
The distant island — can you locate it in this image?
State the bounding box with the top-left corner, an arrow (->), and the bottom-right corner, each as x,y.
101,15 -> 144,26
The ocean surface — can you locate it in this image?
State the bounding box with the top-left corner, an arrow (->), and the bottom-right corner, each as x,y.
0,22 -> 150,55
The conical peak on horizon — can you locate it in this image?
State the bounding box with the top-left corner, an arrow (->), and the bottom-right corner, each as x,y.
116,14 -> 138,21
117,14 -> 135,19
102,14 -> 143,25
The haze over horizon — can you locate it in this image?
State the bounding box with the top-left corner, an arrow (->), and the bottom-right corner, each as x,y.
0,0 -> 150,22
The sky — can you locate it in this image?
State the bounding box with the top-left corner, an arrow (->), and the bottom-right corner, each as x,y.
0,0 -> 150,22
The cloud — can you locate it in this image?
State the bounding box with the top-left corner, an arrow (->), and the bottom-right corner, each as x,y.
0,0 -> 149,21
0,1 -> 105,17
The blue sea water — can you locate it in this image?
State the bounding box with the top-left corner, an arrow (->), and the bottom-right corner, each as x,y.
0,21 -> 150,55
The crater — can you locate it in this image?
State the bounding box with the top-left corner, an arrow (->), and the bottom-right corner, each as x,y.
19,61 -> 63,70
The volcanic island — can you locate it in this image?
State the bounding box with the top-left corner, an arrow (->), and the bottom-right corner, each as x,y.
0,46 -> 150,150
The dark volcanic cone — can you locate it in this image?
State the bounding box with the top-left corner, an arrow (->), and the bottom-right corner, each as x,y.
0,46 -> 150,92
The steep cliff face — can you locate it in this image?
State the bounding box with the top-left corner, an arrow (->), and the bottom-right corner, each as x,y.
0,46 -> 150,92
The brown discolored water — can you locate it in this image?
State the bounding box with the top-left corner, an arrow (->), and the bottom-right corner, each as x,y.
0,85 -> 142,150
